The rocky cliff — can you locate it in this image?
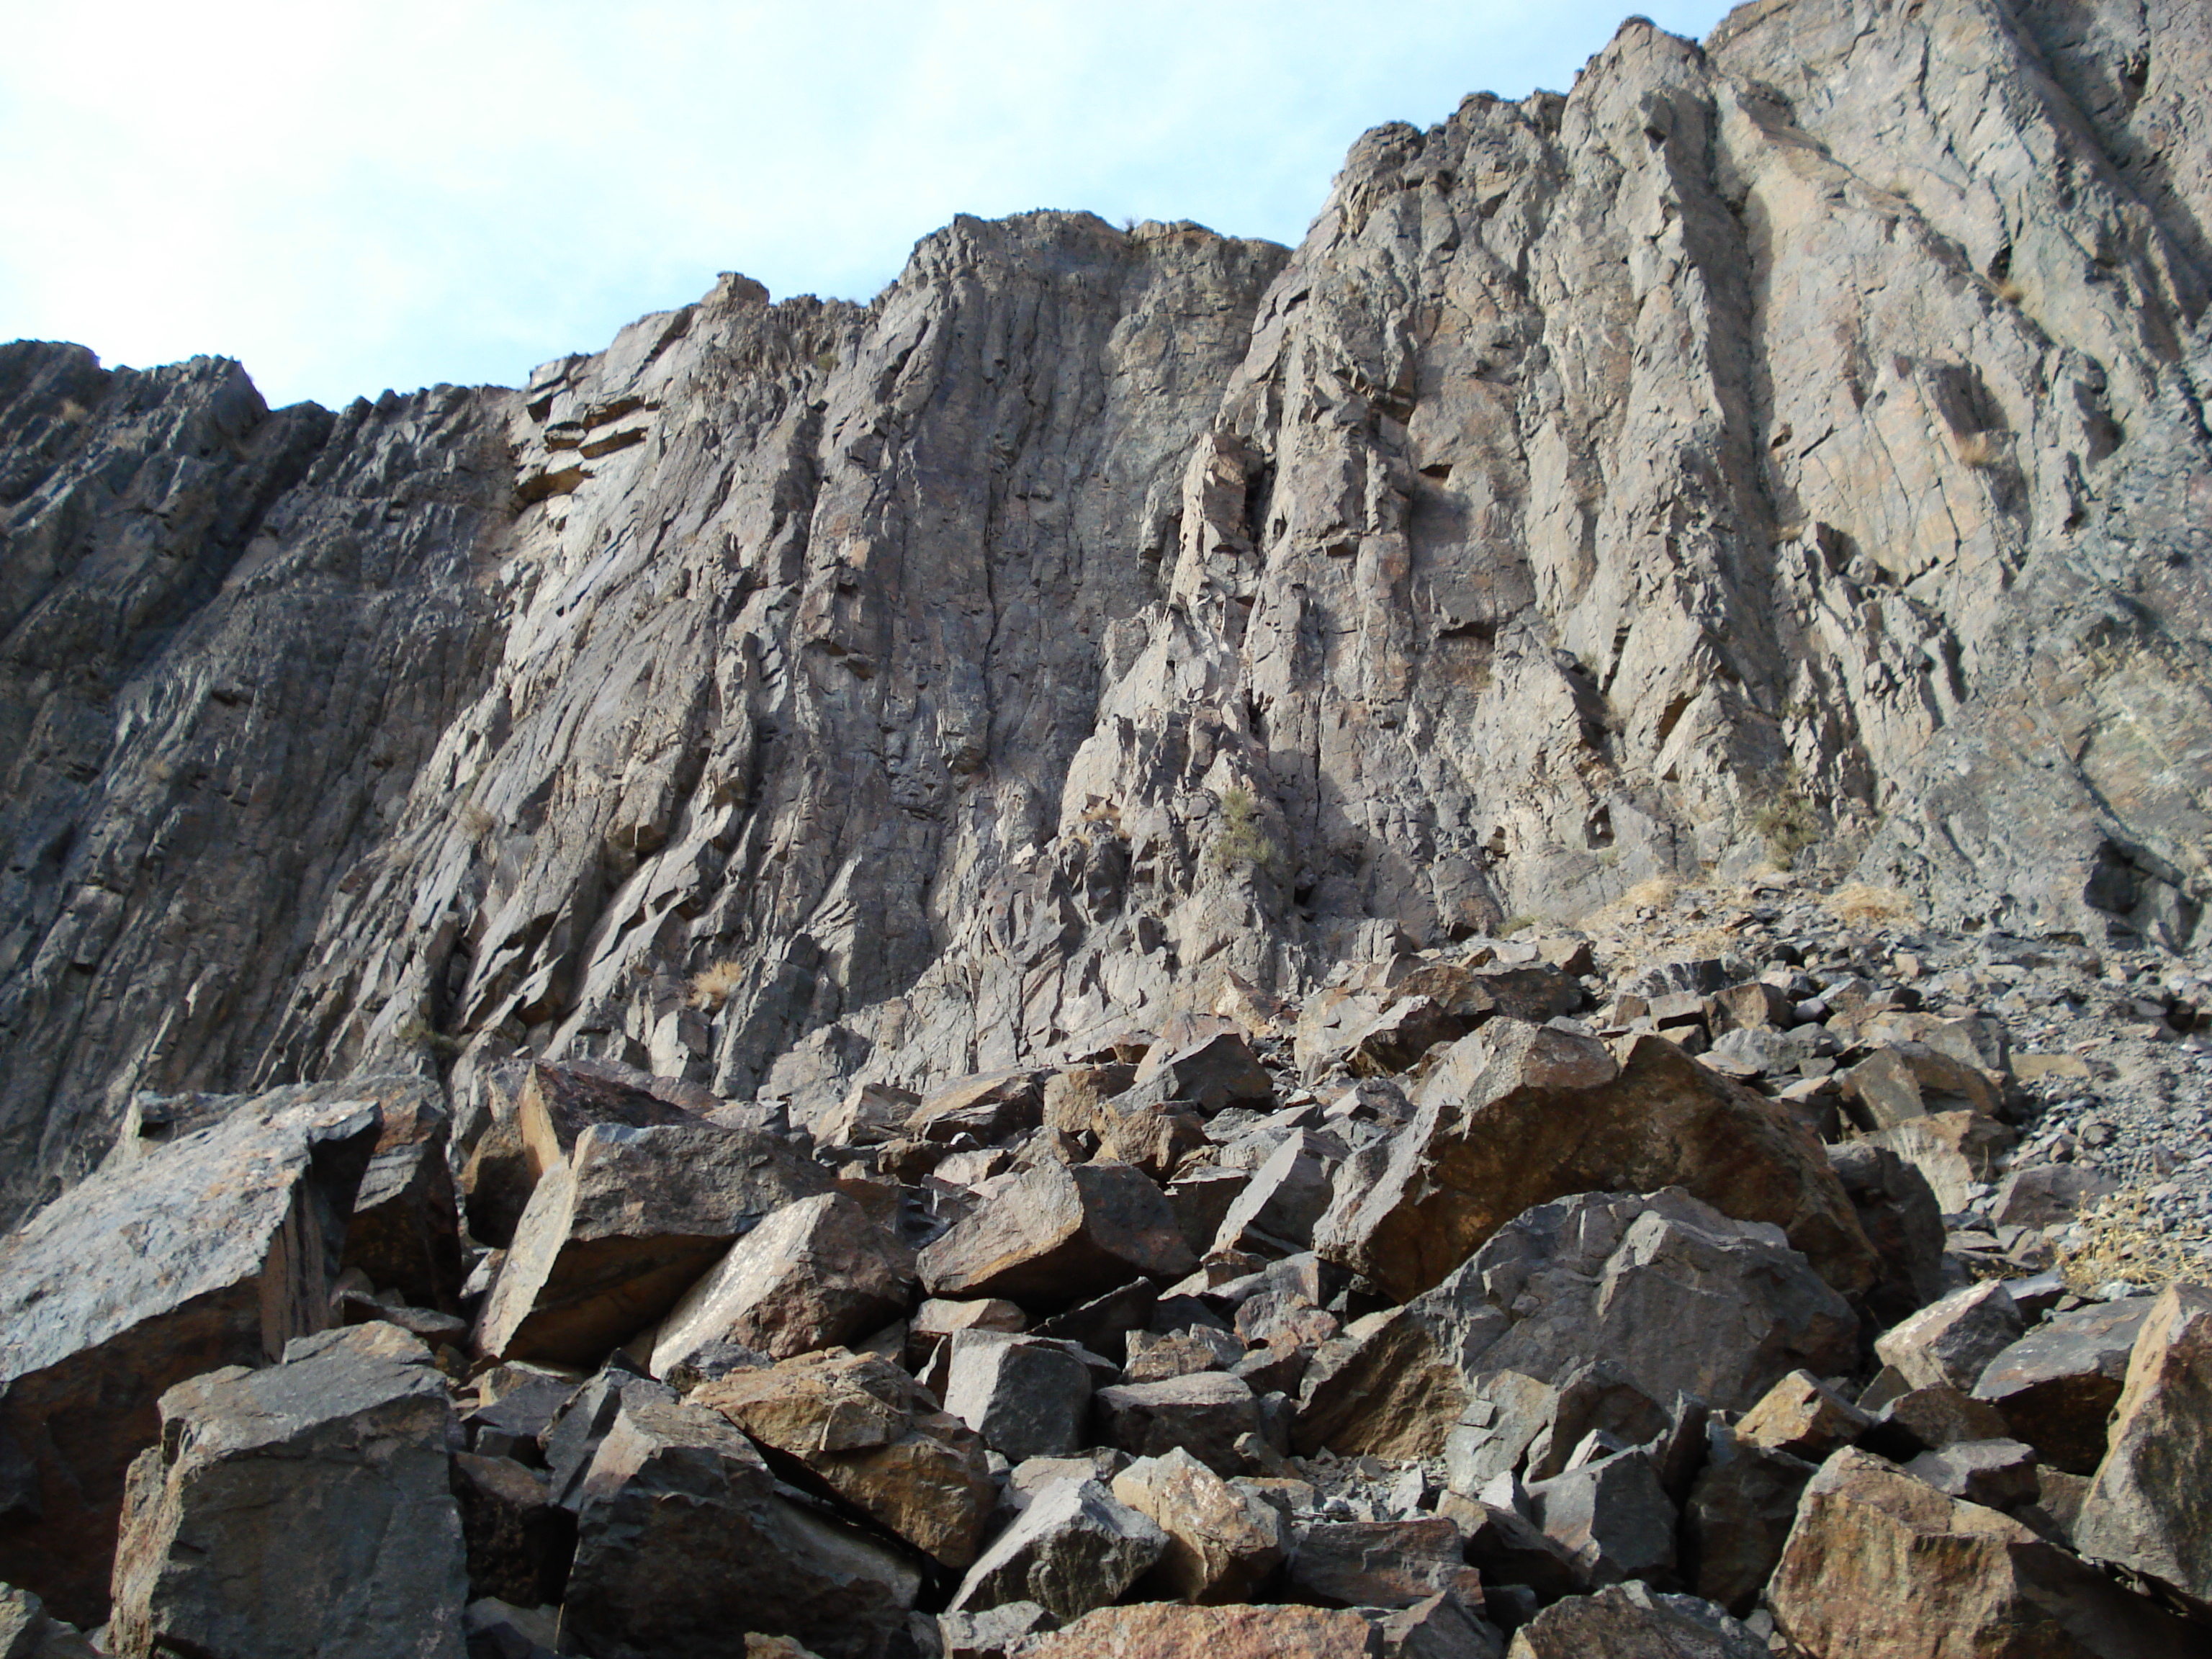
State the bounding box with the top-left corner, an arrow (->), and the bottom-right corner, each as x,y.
2,0 -> 2210,1222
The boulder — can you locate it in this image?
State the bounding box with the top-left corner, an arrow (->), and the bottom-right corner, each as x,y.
1840,1043 -> 2005,1130
1316,1023 -> 1876,1303
917,1159 -> 1195,1310
451,1452 -> 572,1608
109,1323 -> 468,1659
0,1087 -> 382,1623
947,1477 -> 1167,1626
1769,1448 -> 2198,1658
513,1061 -> 701,1184
649,1193 -> 914,1374
1343,996 -> 1470,1077
1902,1439 -> 2041,1509
1131,1032 -> 1272,1115
1028,1603 -> 1380,1658
1680,1426 -> 1815,1614
1524,1452 -> 1677,1587
1824,1143 -> 1946,1324
472,1121 -> 832,1365
1972,1297 -> 2154,1475
1857,1112 -> 2016,1215
1286,1516 -> 1486,1609
1210,1130 -> 1336,1257
1296,1190 -> 1856,1458
562,1392 -> 920,1659
0,1585 -> 97,1659
1094,1372 -> 1262,1475
940,1331 -> 1095,1462
1734,1370 -> 1871,1461
1991,1164 -> 2118,1230
322,1077 -> 466,1312
698,1349 -> 994,1568
2074,1282 -> 2212,1614
1124,1325 -> 1243,1383
1874,1282 -> 2025,1393
1367,1591 -> 1503,1659
907,1071 -> 1049,1144
1110,1448 -> 1288,1603
1860,1384 -> 2015,1461
1505,1583 -> 1767,1658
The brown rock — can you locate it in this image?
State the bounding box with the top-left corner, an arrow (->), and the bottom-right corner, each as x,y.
649,1193 -> 914,1373
1096,1372 -> 1262,1475
1288,1516 -> 1485,1610
698,1349 -> 994,1568
1735,1369 -> 1871,1460
1131,1031 -> 1273,1115
1874,1281 -> 2025,1393
1972,1296 -> 2153,1475
0,1087 -> 382,1624
1505,1583 -> 1766,1658
514,1062 -> 701,1184
1316,1022 -> 1876,1303
1110,1447 -> 1288,1603
2074,1282 -> 2212,1613
908,1071 -> 1049,1144
472,1121 -> 832,1365
1857,1112 -> 2018,1215
917,1159 -> 1195,1310
1028,1603 -> 1380,1659
1344,996 -> 1471,1077
1771,1448 -> 2198,1658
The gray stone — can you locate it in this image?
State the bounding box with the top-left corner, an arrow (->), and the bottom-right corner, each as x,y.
1524,1452 -> 1678,1588
1680,1427 -> 1816,1616
940,1332 -> 1095,1462
1972,1295 -> 2153,1475
1902,1437 -> 2041,1509
948,1477 -> 1167,1626
1505,1583 -> 1767,1658
917,1160 -> 1195,1312
1825,1143 -> 1947,1325
1095,1372 -> 1262,1475
1287,1516 -> 1486,1610
109,1323 -> 467,1659
1873,1281 -> 2026,1393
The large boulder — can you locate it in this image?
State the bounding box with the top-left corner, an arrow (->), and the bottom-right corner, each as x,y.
1316,1023 -> 1876,1303
1110,1448 -> 1287,1604
0,1087 -> 382,1623
649,1193 -> 914,1374
563,1392 -> 921,1659
108,1323 -> 467,1659
940,1331 -> 1095,1462
1768,1448 -> 2198,1658
917,1159 -> 1195,1311
1297,1189 -> 1856,1458
1972,1297 -> 2154,1475
338,1079 -> 467,1311
472,1121 -> 832,1364
947,1477 -> 1167,1627
1505,1583 -> 1766,1658
2074,1282 -> 2212,1614
697,1349 -> 994,1569
1873,1282 -> 2025,1394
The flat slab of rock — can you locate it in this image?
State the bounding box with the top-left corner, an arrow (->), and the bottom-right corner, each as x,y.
2074,1282 -> 2212,1613
0,1087 -> 382,1623
1094,1372 -> 1260,1475
514,1061 -> 702,1184
109,1322 -> 467,1659
698,1349 -> 994,1569
917,1159 -> 1195,1311
1505,1583 -> 1766,1658
473,1121 -> 832,1365
1769,1447 -> 2198,1658
649,1192 -> 913,1372
1298,1189 -> 1856,1459
1316,1022 -> 1876,1302
1028,1603 -> 1379,1658
1287,1516 -> 1485,1609
565,1393 -> 920,1659
1972,1297 -> 2152,1475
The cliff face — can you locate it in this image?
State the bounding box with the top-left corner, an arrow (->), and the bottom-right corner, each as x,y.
1,0 -> 2208,1218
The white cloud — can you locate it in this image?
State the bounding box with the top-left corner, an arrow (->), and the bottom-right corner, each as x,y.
1,0 -> 1732,408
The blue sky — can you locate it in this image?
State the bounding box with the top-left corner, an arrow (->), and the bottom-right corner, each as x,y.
3,1 -> 1735,410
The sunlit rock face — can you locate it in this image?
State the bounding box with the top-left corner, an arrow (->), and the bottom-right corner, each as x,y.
1,0 -> 2208,1216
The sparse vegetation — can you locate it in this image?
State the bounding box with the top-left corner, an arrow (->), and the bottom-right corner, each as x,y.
1208,785 -> 1284,879
1955,431 -> 2001,469
1994,277 -> 2026,305
689,958 -> 745,1010
459,802 -> 496,842
2057,1187 -> 2212,1295
1751,775 -> 1820,870
393,1013 -> 465,1056
1825,882 -> 1915,926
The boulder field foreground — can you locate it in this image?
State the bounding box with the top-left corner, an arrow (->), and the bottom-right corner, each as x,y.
3,0 -> 2212,1654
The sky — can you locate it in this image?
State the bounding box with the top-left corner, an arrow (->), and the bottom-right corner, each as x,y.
3,1 -> 1736,410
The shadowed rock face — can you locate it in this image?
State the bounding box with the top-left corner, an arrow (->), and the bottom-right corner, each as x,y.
2,0 -> 2210,1216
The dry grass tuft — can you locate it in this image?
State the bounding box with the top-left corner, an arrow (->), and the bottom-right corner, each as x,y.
689,958 -> 746,1010
459,802 -> 496,842
1825,883 -> 1916,926
1994,277 -> 2026,305
1955,431 -> 2001,469
2056,1187 -> 2212,1295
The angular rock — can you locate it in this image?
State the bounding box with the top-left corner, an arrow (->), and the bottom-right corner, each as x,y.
917,1159 -> 1195,1310
539,1368 -> 678,1510
473,1121 -> 832,1365
1287,1516 -> 1486,1609
1858,1112 -> 2017,1215
1824,1142 -> 1946,1324
948,1477 -> 1167,1626
698,1348 -> 994,1568
1110,1447 -> 1288,1603
1902,1438 -> 2041,1509
938,1601 -> 1053,1659
0,1585 -> 97,1659
1316,1023 -> 1876,1303
1132,1032 -> 1272,1115
2074,1282 -> 2212,1613
1861,1384 -> 2015,1461
0,1088 -> 381,1623
649,1192 -> 914,1374
1992,1164 -> 2120,1229
1095,1372 -> 1261,1475
1972,1296 -> 2153,1475
1029,1603 -> 1380,1658
1524,1452 -> 1677,1587
1504,1583 -> 1766,1658
1367,1591 -> 1504,1659
940,1331 -> 1095,1462
1344,996 -> 1471,1078
1211,1130 -> 1336,1257
451,1452 -> 573,1609
1124,1325 -> 1243,1383
1680,1426 -> 1815,1615
908,1071 -> 1048,1145
1874,1281 -> 2026,1393
1298,1190 -> 1855,1458
109,1323 -> 467,1659
325,1077 -> 466,1312
1734,1370 -> 1871,1461
564,1392 -> 920,1659
1770,1448 -> 2198,1658
1840,1043 -> 2005,1130
513,1061 -> 701,1185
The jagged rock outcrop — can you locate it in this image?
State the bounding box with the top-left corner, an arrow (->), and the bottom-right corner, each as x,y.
0,0 -> 2208,1224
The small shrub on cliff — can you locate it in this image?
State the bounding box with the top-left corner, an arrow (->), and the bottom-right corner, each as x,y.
689,958 -> 745,1010
1208,785 -> 1284,880
1751,778 -> 1819,870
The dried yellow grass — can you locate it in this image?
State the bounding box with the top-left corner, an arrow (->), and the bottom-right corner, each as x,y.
2056,1187 -> 2212,1295
1824,883 -> 1916,926
688,958 -> 745,1010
